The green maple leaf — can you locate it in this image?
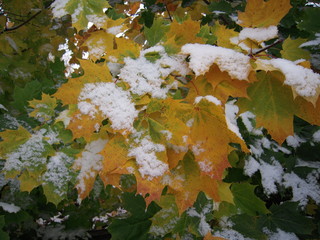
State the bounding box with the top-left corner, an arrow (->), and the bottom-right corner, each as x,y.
237,71 -> 295,143
51,0 -> 111,30
281,37 -> 311,61
144,18 -> 169,47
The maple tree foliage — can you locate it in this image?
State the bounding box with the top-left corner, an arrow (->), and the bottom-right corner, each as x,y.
0,0 -> 320,239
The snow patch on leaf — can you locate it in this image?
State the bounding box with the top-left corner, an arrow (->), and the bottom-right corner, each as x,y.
78,82 -> 138,131
119,46 -> 189,98
128,136 -> 168,180
74,139 -> 108,195
181,43 -> 251,80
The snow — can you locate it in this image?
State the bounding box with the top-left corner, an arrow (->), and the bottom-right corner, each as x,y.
181,43 -> 251,80
283,170 -> 320,207
0,202 -> 21,213
286,134 -> 306,148
119,46 -> 189,98
58,39 -> 80,77
300,33 -> 320,48
243,156 -> 260,177
51,0 -> 68,18
194,95 -> 221,106
4,128 -> 59,172
263,228 -> 299,240
313,129 -> 320,142
258,58 -> 320,97
86,14 -> 109,29
74,139 -> 108,196
187,202 -> 212,236
43,152 -> 74,196
78,82 -> 138,131
128,136 -> 168,180
238,26 -> 278,42
213,229 -> 254,240
225,100 -> 242,139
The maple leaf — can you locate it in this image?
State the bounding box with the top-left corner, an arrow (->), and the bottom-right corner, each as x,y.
237,71 -> 295,143
294,96 -> 320,126
29,93 -> 57,122
204,64 -> 251,103
167,151 -> 220,213
238,0 -> 292,28
67,109 -> 104,141
164,19 -> 204,53
54,59 -> 112,105
73,138 -> 108,200
51,0 -> 111,30
280,37 -> 311,61
0,126 -> 31,158
190,97 -> 247,179
82,30 -> 114,61
212,22 -> 238,49
100,134 -> 130,174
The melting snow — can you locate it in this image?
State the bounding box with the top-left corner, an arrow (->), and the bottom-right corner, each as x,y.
0,202 -> 21,213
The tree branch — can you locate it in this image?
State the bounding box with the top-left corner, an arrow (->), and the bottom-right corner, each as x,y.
250,39 -> 284,56
0,0 -> 54,34
165,4 -> 173,22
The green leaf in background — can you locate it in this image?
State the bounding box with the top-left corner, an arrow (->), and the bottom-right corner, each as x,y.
181,0 -> 197,8
144,18 -> 169,46
148,118 -> 166,143
0,216 -> 9,240
280,37 -> 311,61
258,201 -> 314,235
108,192 -> 161,240
149,195 -> 179,237
197,25 -> 217,45
231,214 -> 267,240
11,80 -> 42,112
231,183 -> 269,216
53,0 -> 111,30
208,0 -> 233,14
297,7 -> 320,34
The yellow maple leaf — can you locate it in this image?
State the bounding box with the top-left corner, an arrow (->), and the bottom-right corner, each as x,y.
294,95 -> 320,126
164,19 -> 204,53
212,22 -> 238,49
54,59 -> 112,105
238,0 -> 292,28
106,37 -> 141,63
82,30 -> 114,61
204,64 -> 250,103
190,98 -> 247,179
100,134 -> 130,174
167,151 -> 220,213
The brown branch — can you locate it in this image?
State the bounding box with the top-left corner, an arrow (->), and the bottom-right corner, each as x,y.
0,10 -> 42,34
165,4 -> 173,22
250,39 -> 284,56
0,0 -> 54,34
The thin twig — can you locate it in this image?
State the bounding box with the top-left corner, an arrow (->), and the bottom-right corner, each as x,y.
0,0 -> 54,34
165,4 -> 173,22
250,39 -> 284,56
0,10 -> 41,34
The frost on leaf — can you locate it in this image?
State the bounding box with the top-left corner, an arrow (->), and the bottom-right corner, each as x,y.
182,43 -> 251,80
